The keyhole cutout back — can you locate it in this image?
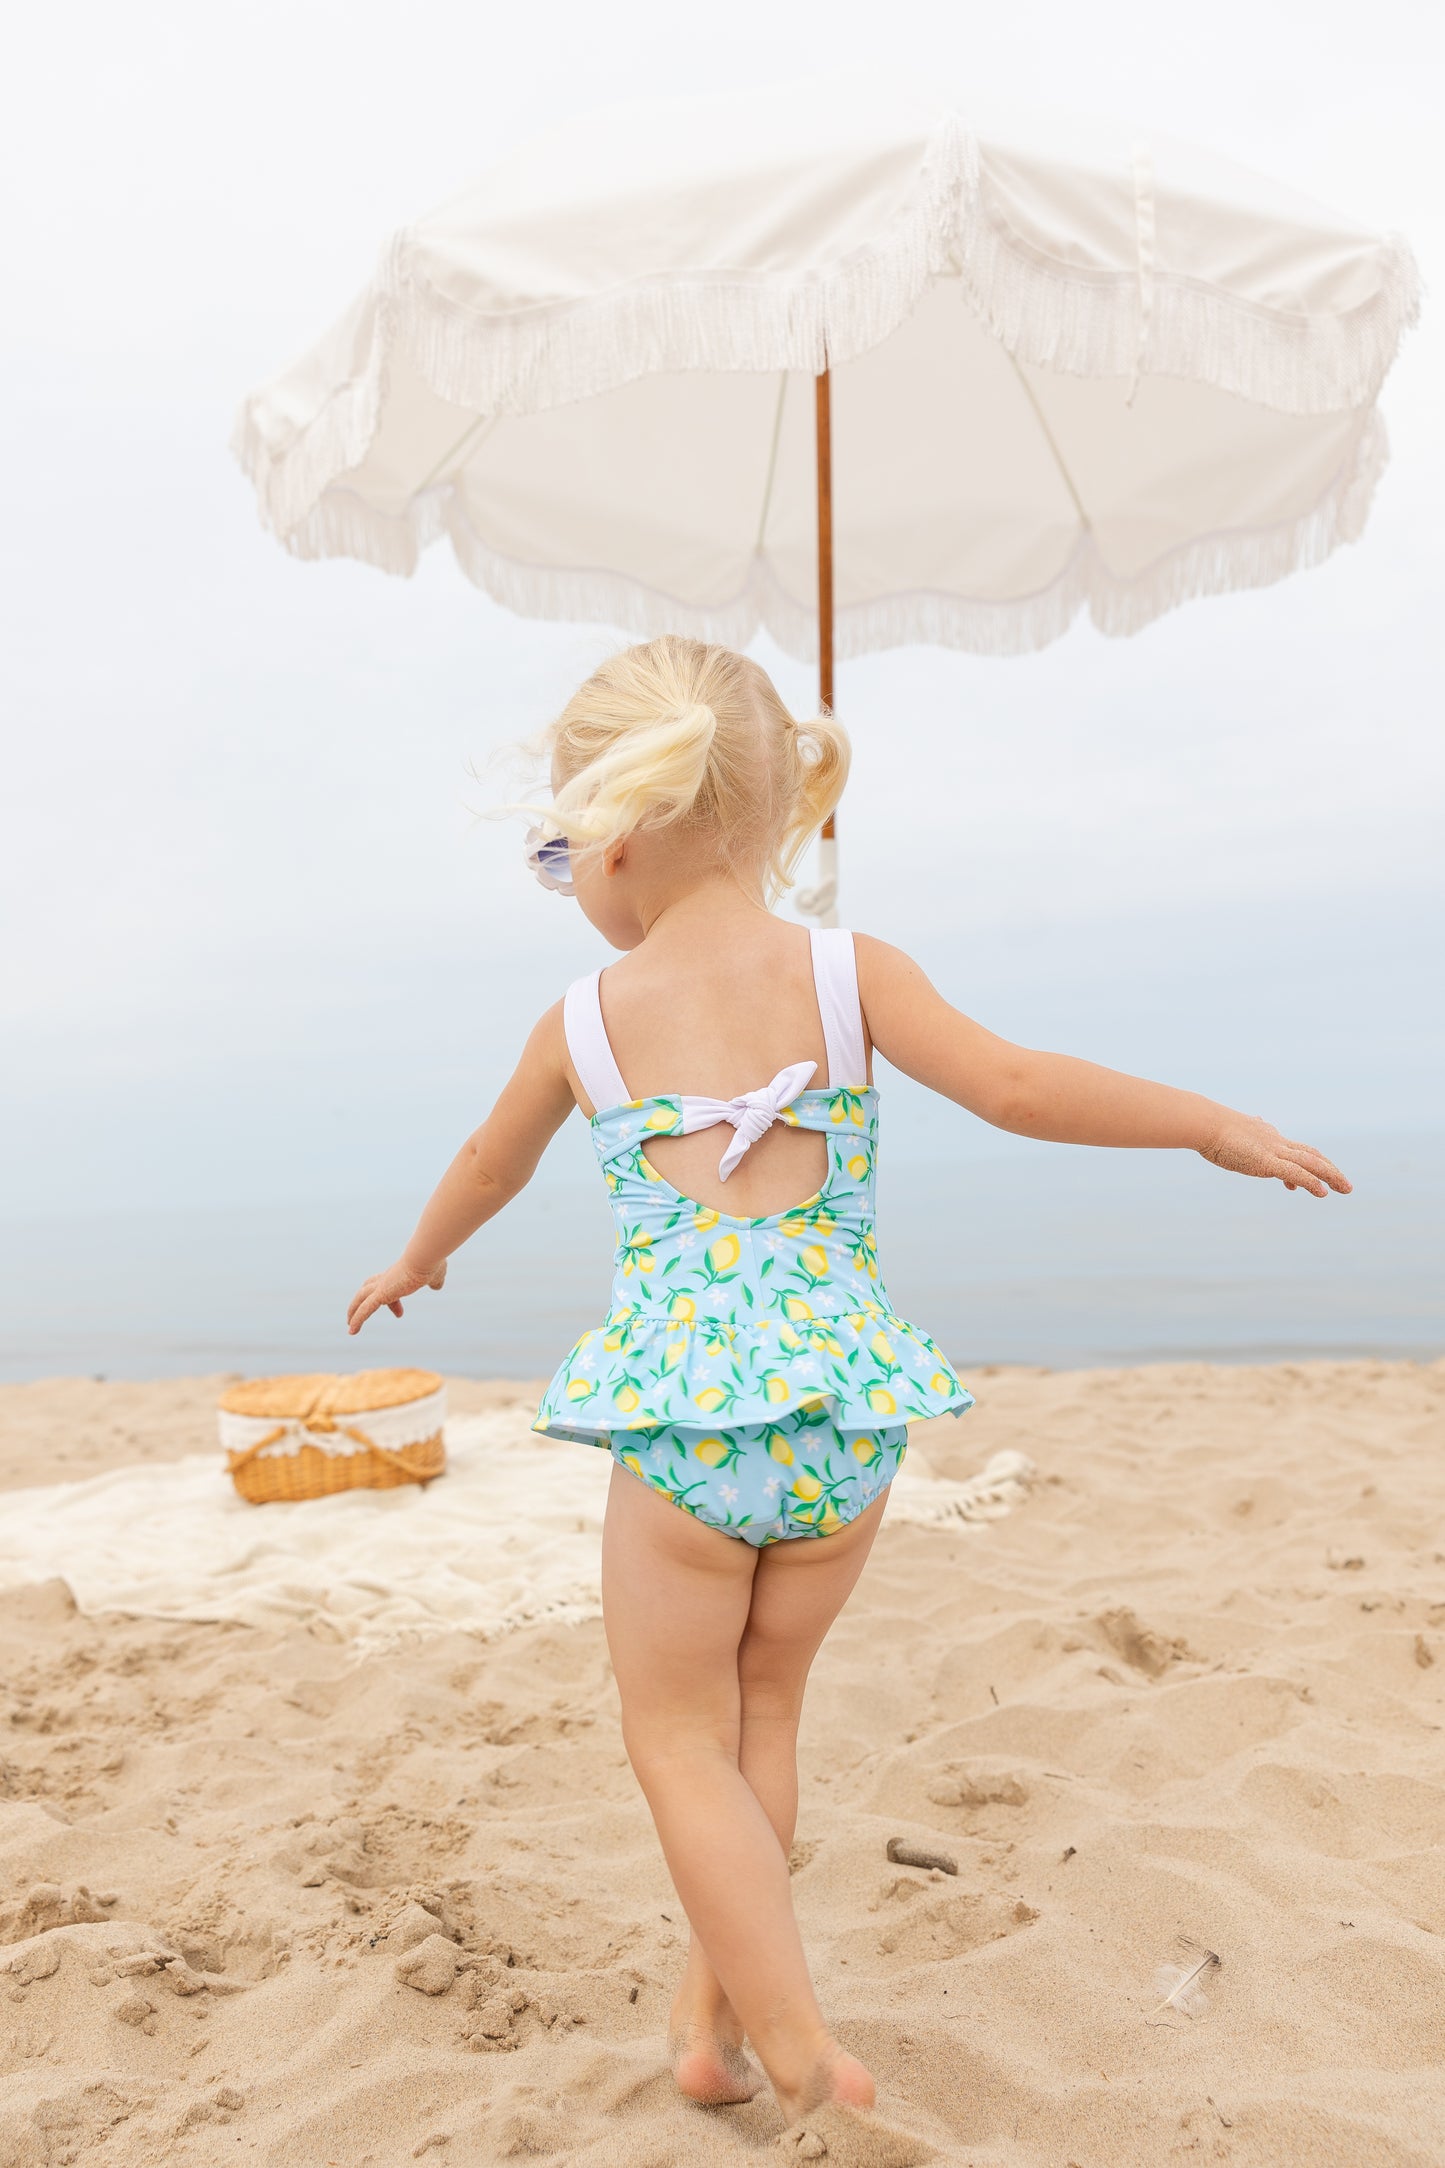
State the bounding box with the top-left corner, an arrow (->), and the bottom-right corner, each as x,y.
563,928 -> 866,1219
534,924 -> 973,1454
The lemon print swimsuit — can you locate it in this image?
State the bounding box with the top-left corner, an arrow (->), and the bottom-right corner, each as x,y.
533,929 -> 973,1544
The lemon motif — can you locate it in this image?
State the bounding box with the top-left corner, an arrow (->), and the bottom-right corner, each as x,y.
818,1506 -> 843,1535
791,1473 -> 823,1501
537,1075 -> 973,1471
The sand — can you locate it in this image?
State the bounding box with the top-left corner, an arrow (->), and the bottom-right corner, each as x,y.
1,1360 -> 1442,2167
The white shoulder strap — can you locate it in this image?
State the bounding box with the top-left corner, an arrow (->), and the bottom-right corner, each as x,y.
808,928 -> 866,1089
563,970 -> 630,1113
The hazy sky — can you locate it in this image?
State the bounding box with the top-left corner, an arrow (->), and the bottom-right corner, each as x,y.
3,0 -> 1441,1222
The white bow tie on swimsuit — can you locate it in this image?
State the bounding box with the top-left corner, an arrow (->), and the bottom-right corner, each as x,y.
679,1061 -> 817,1180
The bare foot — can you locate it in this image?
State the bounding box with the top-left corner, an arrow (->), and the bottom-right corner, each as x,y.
670,2020 -> 762,2105
776,2041 -> 876,2125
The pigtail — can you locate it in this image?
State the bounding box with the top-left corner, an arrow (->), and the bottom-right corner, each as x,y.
552,702 -> 718,848
776,712 -> 850,886
527,636 -> 851,903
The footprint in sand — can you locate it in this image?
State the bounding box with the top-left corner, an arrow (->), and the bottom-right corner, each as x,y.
1094,1605 -> 1192,1678
926,1766 -> 1029,1810
777,2099 -> 940,2164
847,1886 -> 1039,1968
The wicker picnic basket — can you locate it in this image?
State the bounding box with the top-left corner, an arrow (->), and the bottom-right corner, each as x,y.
218,1369 -> 447,1505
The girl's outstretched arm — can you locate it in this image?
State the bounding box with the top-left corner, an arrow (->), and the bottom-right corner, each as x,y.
855,936 -> 1350,1198
346,1003 -> 576,1334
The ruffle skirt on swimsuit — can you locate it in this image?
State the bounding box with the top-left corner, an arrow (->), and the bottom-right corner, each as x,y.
605,1403 -> 907,1546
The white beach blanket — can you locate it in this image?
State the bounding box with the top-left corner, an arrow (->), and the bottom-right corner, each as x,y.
0,1411 -> 1033,1654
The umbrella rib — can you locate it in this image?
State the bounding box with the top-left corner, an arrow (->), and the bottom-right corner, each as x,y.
1005,354 -> 1092,534
753,373 -> 789,554
415,412 -> 501,497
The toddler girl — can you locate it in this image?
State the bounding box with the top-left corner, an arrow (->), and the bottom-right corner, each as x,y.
348,635 -> 1347,2126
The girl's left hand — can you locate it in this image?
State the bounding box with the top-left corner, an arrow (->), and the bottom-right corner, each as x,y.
1199,1116 -> 1351,1197
347,1258 -> 447,1335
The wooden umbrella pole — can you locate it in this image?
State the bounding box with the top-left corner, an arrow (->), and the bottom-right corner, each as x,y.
807,367 -> 839,923
815,369 -> 836,849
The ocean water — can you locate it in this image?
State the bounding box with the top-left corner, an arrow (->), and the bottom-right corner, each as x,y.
1,1130 -> 1438,1384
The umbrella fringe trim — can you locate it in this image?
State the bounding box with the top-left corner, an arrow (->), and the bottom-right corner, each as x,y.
278,403 -> 1388,660
958,179 -> 1421,417
381,117 -> 976,413
232,119 -> 976,541
231,118 -> 1420,542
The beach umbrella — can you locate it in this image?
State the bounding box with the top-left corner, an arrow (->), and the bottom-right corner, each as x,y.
233,84 -> 1417,920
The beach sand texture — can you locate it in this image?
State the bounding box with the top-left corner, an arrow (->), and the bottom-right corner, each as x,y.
1,1360 -> 1442,2166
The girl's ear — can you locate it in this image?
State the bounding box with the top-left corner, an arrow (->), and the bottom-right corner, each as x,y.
604,840 -> 628,878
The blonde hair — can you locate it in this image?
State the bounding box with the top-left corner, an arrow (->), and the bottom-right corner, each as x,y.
532,636 -> 848,902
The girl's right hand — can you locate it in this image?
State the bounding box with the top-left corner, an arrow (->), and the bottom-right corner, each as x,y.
346,1258 -> 447,1336
1199,1116 -> 1350,1197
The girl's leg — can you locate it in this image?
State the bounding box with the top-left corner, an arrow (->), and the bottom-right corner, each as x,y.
669,1493 -> 887,2099
601,1465 -> 885,2121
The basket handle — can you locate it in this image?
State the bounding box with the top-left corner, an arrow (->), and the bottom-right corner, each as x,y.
225,1419 -> 428,1478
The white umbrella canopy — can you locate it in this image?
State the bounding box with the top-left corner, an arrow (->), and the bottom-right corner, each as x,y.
233,82 -> 1418,664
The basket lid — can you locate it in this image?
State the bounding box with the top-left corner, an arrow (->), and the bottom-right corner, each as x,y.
218,1369 -> 444,1420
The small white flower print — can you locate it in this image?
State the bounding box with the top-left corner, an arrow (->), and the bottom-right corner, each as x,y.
719,1484 -> 738,1505
763,1476 -> 781,1497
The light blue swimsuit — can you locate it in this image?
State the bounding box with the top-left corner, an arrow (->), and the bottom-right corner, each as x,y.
533,930 -> 973,1544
